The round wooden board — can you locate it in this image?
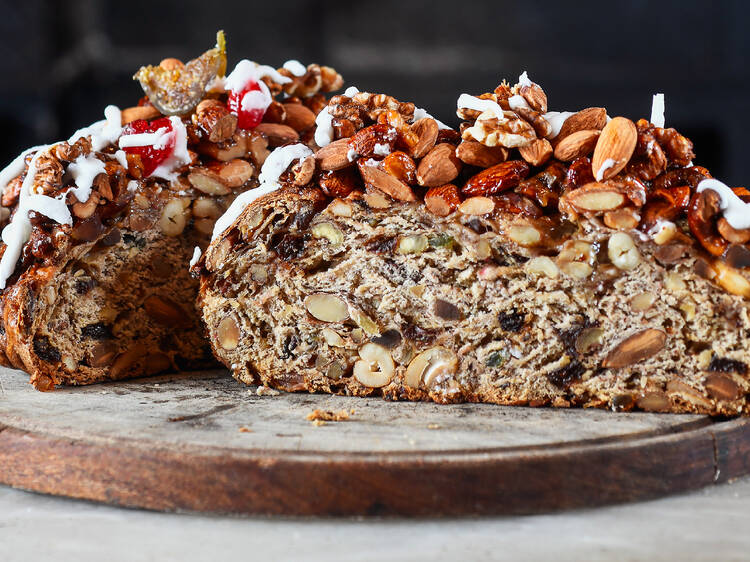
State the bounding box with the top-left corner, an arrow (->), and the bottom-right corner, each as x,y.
1,366 -> 750,517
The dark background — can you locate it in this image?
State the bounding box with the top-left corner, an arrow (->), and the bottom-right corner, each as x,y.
1,0 -> 748,184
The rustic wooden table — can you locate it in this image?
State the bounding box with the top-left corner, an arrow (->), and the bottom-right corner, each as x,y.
2,367 -> 750,560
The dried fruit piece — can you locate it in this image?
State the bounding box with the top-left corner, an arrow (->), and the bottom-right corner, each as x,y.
120,118 -> 176,177
462,160 -> 529,196
603,329 -> 667,368
688,189 -> 728,257
591,117 -> 638,181
382,151 -> 417,184
416,143 -> 463,187
134,31 -> 227,115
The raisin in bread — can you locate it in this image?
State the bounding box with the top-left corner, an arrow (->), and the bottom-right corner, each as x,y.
0,33 -> 342,390
195,78 -> 750,415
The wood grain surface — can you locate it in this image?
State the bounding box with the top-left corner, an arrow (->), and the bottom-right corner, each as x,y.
1,367 -> 749,516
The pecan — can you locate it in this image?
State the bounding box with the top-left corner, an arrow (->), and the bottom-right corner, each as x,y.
462,160 -> 530,196
32,152 -> 63,195
193,99 -> 237,143
54,137 -> 92,162
653,127 -> 695,167
627,122 -> 667,180
514,106 -> 552,138
378,110 -> 419,154
519,81 -> 547,113
639,185 -> 691,231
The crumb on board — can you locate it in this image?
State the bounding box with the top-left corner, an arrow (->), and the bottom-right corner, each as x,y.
254,386 -> 280,397
306,408 -> 355,426
427,423 -> 441,430
238,426 -> 253,433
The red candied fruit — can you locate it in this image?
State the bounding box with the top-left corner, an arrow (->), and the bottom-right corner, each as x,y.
120,117 -> 175,177
227,80 -> 268,129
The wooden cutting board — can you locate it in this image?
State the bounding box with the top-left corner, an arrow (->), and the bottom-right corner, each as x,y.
1,366 -> 749,517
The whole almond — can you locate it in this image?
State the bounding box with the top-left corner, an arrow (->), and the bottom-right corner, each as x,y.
455,140 -> 508,167
518,138 -> 553,166
410,118 -> 439,158
253,123 -> 300,147
416,143 -> 462,187
556,107 -> 608,141
554,129 -> 600,161
359,165 -> 416,202
602,328 -> 666,368
591,117 -> 638,181
316,138 -> 352,171
283,103 -> 316,132
121,105 -> 161,125
462,160 -> 529,196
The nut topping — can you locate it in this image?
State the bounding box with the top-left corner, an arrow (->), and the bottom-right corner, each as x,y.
591,117 -> 638,181
553,129 -> 600,162
304,294 -> 349,322
410,117 -> 439,158
416,143 -> 463,187
603,329 -> 667,368
455,140 -> 508,167
424,184 -> 461,217
353,343 -> 394,388
518,138 -> 553,166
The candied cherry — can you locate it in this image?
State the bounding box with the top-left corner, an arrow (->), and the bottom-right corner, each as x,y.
227,79 -> 269,129
120,117 -> 175,177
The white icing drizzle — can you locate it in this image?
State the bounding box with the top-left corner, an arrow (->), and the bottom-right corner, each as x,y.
651,93 -> 665,128
113,149 -> 128,169
69,105 -> 122,151
314,107 -> 335,147
211,183 -> 279,242
118,127 -> 171,149
118,116 -> 190,181
456,94 -> 505,120
373,143 -> 391,157
212,144 -> 313,241
0,149 -> 73,289
189,246 -> 202,268
127,180 -> 139,193
697,178 -> 750,230
282,59 -> 307,77
543,111 -> 575,139
240,79 -> 272,114
346,148 -> 357,162
507,94 -> 531,111
518,70 -> 532,87
595,158 -> 617,181
224,60 -> 292,93
67,154 -> 105,203
412,106 -> 451,130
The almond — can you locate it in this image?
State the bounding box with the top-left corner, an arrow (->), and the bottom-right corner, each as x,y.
553,129 -> 600,161
518,138 -> 553,166
410,118 -> 439,158
121,105 -> 161,125
455,140 -> 508,167
253,123 -> 300,147
704,373 -> 742,401
462,160 -> 529,196
591,117 -> 638,181
416,143 -> 463,187
316,138 -> 352,171
556,107 -> 608,141
424,184 -> 461,217
458,196 -> 495,216
359,164 -> 416,202
564,182 -> 626,212
602,328 -> 667,368
283,103 -> 316,132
